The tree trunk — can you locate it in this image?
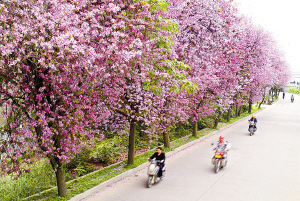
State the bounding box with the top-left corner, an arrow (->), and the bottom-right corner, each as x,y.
214,112 -> 222,129
128,121 -> 136,165
192,121 -> 197,137
163,132 -> 170,148
39,124 -> 66,197
259,97 -> 265,108
56,162 -> 67,197
248,100 -> 252,114
235,105 -> 238,117
49,158 -> 67,197
227,108 -> 231,122
271,89 -> 274,101
238,105 -> 242,116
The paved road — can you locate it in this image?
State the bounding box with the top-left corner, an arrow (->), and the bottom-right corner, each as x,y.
82,93 -> 300,201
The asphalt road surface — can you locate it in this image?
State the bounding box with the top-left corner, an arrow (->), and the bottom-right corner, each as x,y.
82,93 -> 300,201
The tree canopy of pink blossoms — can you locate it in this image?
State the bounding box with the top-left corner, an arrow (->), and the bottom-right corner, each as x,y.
0,0 -> 117,196
0,0 -> 194,196
166,0 -> 290,132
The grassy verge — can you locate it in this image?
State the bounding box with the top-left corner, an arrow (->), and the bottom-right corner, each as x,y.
22,106 -> 261,201
227,106 -> 260,124
0,160 -> 56,201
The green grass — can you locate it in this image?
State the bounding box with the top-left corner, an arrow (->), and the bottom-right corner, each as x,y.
23,154 -> 155,201
288,87 -> 300,94
0,160 -> 56,201
15,106 -> 261,201
227,106 -> 260,124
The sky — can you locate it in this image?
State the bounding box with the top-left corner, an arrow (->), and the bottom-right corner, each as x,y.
233,0 -> 300,73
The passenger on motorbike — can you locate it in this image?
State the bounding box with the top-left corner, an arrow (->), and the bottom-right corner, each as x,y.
148,147 -> 165,181
249,115 -> 257,130
213,136 -> 229,159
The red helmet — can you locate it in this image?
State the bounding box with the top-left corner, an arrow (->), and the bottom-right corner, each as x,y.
219,135 -> 224,141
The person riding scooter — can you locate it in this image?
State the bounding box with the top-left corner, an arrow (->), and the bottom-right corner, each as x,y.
213,136 -> 229,159
248,115 -> 257,131
148,147 -> 165,182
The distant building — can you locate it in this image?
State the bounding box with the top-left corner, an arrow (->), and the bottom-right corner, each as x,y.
283,72 -> 300,92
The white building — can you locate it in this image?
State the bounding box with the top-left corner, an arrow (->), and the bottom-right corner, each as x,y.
283,72 -> 300,92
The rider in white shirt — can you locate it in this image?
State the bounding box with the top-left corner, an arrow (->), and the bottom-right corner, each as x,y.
213,136 -> 230,159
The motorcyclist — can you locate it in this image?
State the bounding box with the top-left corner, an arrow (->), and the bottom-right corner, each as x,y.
291,94 -> 294,103
249,115 -> 257,130
213,136 -> 229,159
148,147 -> 165,182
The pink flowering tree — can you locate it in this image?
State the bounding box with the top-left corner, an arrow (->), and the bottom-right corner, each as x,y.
146,85 -> 192,148
76,0 -> 197,165
0,0 -> 116,196
0,4 -> 195,197
166,0 -> 242,135
235,24 -> 290,112
166,0 -> 290,127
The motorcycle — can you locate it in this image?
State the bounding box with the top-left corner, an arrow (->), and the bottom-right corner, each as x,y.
291,99 -> 294,103
211,141 -> 231,173
248,120 -> 257,136
147,159 -> 165,188
212,143 -> 231,173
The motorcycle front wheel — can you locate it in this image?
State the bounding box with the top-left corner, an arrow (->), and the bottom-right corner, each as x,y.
147,176 -> 153,188
215,161 -> 220,173
162,171 -> 166,179
250,128 -> 253,136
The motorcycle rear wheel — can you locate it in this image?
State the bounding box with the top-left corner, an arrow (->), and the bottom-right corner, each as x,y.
147,176 -> 153,188
215,161 -> 220,173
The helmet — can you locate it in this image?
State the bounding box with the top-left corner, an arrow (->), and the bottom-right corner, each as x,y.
219,135 -> 224,141
252,115 -> 255,118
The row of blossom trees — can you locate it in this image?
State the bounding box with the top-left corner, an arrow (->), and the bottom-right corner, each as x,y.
0,0 -> 290,197
166,0 -> 290,134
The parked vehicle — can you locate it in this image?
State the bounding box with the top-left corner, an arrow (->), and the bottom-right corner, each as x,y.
248,120 -> 257,136
147,159 -> 165,188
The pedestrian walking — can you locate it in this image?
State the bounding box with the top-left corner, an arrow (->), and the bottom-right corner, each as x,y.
283,92 -> 285,99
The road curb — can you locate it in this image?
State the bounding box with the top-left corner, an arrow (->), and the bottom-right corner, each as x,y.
69,163 -> 149,201
70,107 -> 266,201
